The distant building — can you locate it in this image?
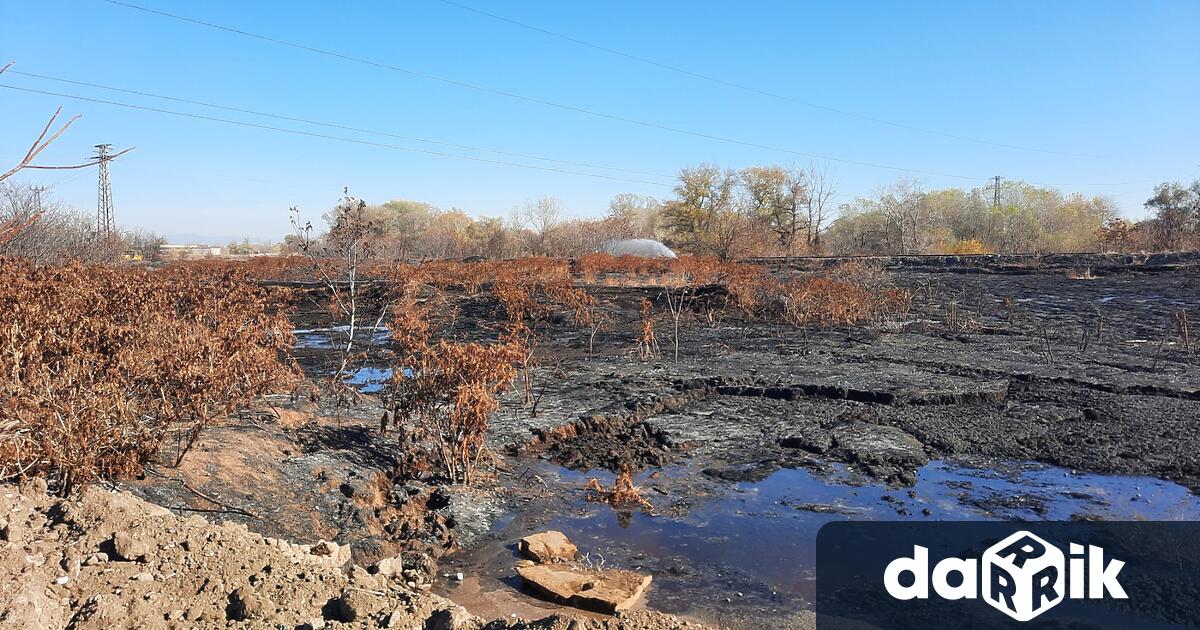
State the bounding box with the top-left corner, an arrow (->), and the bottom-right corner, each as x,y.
159,244 -> 223,260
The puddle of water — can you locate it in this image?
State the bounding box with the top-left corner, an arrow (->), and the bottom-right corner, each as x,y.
447,458 -> 1200,626
345,366 -> 392,393
294,325 -> 391,350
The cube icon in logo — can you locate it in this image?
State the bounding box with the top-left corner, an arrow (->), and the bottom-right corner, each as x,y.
982,531 -> 1065,621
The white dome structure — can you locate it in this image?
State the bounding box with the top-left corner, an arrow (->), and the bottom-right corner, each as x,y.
601,238 -> 677,258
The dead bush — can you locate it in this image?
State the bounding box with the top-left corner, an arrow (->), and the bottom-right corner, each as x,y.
586,467 -> 653,513
0,260 -> 297,493
388,297 -> 523,484
635,298 -> 661,360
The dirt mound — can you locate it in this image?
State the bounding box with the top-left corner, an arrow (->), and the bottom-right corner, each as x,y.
0,480 -> 703,629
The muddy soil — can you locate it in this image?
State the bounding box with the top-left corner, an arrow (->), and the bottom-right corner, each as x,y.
499,268 -> 1200,490
119,263 -> 1199,628
456,266 -> 1200,626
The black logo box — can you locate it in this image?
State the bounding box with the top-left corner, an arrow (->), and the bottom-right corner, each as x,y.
816,522 -> 1200,629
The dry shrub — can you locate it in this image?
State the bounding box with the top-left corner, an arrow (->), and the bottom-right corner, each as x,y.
635,298 -> 661,360
586,467 -> 653,512
779,262 -> 912,328
389,297 -> 523,485
721,263 -> 776,319
171,255 -> 320,281
575,253 -> 672,281
418,257 -> 569,293
0,260 -> 297,493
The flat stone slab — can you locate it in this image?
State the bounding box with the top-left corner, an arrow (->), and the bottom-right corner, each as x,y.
516,563 -> 651,613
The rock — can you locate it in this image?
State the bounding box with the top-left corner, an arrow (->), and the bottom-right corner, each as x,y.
374,556 -> 405,577
111,532 -> 149,562
226,586 -> 270,621
383,609 -> 408,629
515,564 -> 652,614
299,619 -> 326,630
518,531 -> 577,564
19,476 -> 49,496
425,605 -> 479,630
309,539 -> 351,565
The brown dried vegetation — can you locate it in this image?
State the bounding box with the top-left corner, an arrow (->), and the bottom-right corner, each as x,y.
388,291 -> 524,485
586,467 -> 653,513
0,260 -> 297,494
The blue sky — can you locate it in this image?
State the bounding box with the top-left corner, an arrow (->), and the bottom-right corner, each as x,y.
2,0 -> 1197,242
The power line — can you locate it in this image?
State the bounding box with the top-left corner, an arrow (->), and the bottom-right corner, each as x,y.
0,84 -> 674,187
96,0 -> 987,181
7,79 -> 1157,195
9,70 -> 670,179
432,0 -> 1100,160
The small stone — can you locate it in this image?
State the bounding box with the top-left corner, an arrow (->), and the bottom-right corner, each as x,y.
131,572 -> 153,582
374,556 -> 405,577
425,606 -> 477,630
227,586 -> 271,621
83,552 -> 108,566
54,576 -> 69,585
112,532 -> 150,562
518,531 -> 577,564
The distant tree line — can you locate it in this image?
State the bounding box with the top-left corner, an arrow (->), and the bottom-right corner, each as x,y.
0,182 -> 165,264
288,170 -> 1199,261
5,172 -> 1197,266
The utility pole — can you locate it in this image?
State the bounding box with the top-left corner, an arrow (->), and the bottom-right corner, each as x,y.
94,144 -> 115,238
989,175 -> 1003,208
31,185 -> 45,214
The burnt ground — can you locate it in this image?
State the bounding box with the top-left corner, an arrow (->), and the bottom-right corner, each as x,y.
498,268 -> 1200,492
122,261 -> 1199,628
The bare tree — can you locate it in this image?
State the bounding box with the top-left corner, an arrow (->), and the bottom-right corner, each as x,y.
0,182 -> 119,263
878,179 -> 932,254
513,196 -> 564,255
607,193 -> 661,239
291,192 -> 379,409
803,163 -> 837,250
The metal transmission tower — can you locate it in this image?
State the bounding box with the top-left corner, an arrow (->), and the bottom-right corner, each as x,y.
94,144 -> 115,238
32,185 -> 45,214
988,175 -> 1004,208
